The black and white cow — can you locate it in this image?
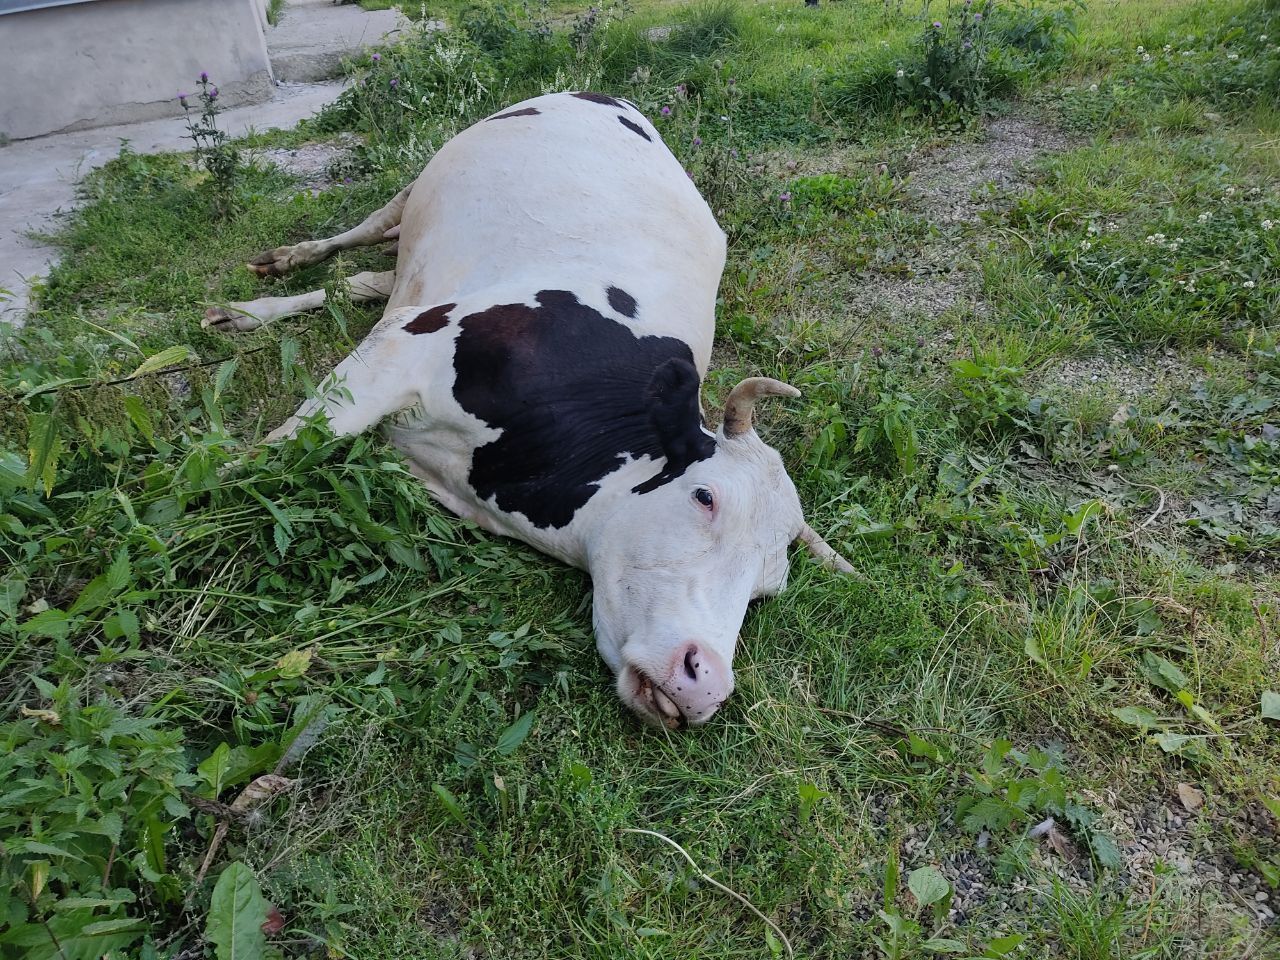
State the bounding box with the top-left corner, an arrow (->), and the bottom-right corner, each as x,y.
205,91 -> 853,728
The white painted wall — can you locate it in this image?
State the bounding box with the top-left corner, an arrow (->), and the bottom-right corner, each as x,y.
0,0 -> 274,140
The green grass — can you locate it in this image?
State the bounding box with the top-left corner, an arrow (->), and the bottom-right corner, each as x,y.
3,0 -> 1279,958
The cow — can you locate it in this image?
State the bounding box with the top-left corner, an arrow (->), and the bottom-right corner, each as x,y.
204,91 -> 854,729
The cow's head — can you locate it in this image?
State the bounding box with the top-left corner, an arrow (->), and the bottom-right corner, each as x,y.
589,376 -> 852,730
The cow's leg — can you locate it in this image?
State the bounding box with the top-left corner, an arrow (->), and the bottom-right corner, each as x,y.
203,270 -> 397,333
247,185 -> 412,277
263,330 -> 415,443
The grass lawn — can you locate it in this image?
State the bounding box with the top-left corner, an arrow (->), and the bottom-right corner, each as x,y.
2,0 -> 1279,957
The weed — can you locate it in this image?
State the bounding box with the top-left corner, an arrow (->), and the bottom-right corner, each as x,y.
179,74 -> 240,220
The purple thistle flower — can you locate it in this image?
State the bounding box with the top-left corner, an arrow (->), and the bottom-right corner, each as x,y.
200,71 -> 209,83
933,20 -> 942,28
676,84 -> 687,96
779,191 -> 792,202
661,105 -> 672,116
973,12 -> 982,20
209,86 -> 219,100
693,136 -> 703,146
390,78 -> 399,87
686,169 -> 693,178
372,53 -> 381,61
177,92 -> 190,102
730,148 -> 739,159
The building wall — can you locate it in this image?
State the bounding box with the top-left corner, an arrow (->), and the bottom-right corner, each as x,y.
0,0 -> 274,140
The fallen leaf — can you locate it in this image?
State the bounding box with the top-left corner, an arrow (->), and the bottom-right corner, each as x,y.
1176,782 -> 1204,812
261,905 -> 286,935
1046,826 -> 1078,861
276,647 -> 313,679
20,706 -> 60,725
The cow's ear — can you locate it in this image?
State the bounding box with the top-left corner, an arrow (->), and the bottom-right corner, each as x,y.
632,358 -> 716,494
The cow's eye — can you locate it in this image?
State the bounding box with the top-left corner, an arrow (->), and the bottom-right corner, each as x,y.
693,488 -> 714,508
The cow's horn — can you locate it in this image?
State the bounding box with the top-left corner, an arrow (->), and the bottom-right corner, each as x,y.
795,523 -> 856,575
721,377 -> 799,437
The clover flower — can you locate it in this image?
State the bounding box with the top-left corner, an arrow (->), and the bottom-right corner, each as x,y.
1198,212 -> 1212,223
1079,240 -> 1092,251
1243,280 -> 1256,289
1142,53 -> 1152,62
693,136 -> 702,146
390,78 -> 398,87
896,69 -> 905,78
932,21 -> 942,29
661,106 -> 671,116
1263,219 -> 1274,230
1136,45 -> 1145,54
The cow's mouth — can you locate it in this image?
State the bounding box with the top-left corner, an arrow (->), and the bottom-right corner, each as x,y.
634,670 -> 686,730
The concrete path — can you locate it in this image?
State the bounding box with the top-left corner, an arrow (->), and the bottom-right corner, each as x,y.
269,0 -> 410,82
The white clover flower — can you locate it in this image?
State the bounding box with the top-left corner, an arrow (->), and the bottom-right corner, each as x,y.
897,69 -> 905,78
1198,212 -> 1212,223
1261,35 -> 1269,42
1089,83 -> 1099,92
1163,44 -> 1172,53
1080,240 -> 1092,251
1243,280 -> 1256,289
1182,50 -> 1193,56
1226,187 -> 1236,196
1263,219 -> 1274,230
1228,53 -> 1239,60
1137,45 -> 1145,54
1142,53 -> 1152,62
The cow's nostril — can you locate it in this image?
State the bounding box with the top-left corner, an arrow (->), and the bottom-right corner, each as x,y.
683,646 -> 700,682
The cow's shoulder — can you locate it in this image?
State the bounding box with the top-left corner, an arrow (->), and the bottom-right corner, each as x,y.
451,288 -> 713,529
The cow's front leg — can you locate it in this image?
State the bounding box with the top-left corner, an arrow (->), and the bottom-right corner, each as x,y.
264,329 -> 415,444
203,270 -> 397,332
248,185 -> 412,277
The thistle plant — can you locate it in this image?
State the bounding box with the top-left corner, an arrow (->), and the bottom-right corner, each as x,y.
179,72 -> 240,218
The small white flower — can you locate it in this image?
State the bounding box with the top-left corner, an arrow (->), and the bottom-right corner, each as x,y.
1089,83 -> 1099,92
1262,219 -> 1274,230
1243,280 -> 1256,289
1163,44 -> 1172,53
1198,212 -> 1212,223
1228,52 -> 1239,61
1225,187 -> 1236,196
1080,240 -> 1092,251
881,40 -> 890,47
1261,35 -> 1268,42
1087,221 -> 1101,235
1142,53 -> 1152,62
1182,50 -> 1193,56
897,69 -> 905,78
1137,45 -> 1145,54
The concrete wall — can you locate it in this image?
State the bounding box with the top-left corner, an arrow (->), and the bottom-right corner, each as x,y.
0,0 -> 275,140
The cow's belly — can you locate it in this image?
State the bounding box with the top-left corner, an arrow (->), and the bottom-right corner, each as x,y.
387,92 -> 726,374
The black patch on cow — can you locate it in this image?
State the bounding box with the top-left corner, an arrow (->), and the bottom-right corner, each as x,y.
488,107 -> 541,121
606,285 -> 638,319
453,289 -> 715,529
572,91 -> 626,109
403,303 -> 456,335
617,115 -> 652,142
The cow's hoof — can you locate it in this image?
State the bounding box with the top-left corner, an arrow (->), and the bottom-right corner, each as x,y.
248,246 -> 302,277
203,305 -> 263,333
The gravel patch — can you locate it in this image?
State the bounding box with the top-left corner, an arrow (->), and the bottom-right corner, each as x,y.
904,113 -> 1070,225
250,134 -> 361,192
1033,347 -> 1200,400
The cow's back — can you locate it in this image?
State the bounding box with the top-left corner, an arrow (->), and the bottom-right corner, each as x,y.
386,92 -> 726,372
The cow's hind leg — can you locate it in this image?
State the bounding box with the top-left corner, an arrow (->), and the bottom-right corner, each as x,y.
247,184 -> 412,277
203,270 -> 397,333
